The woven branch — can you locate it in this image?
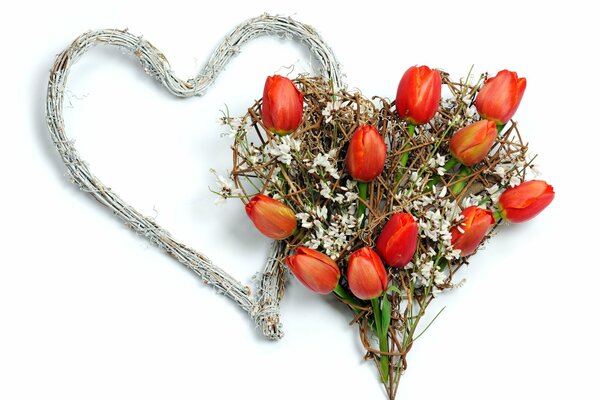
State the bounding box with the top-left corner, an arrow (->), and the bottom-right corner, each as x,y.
45,14 -> 344,339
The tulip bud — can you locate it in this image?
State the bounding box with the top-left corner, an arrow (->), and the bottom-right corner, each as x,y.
498,180 -> 555,223
375,213 -> 418,268
475,70 -> 527,125
261,75 -> 304,135
245,194 -> 296,240
347,248 -> 388,300
450,206 -> 495,257
395,65 -> 442,125
285,247 -> 340,294
345,125 -> 387,182
449,120 -> 498,166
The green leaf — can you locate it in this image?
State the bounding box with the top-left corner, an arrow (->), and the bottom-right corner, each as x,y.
388,285 -> 403,296
381,294 -> 391,339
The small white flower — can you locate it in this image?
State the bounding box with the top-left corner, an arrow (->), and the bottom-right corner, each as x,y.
319,181 -> 332,199
509,175 -> 521,187
322,100 -> 342,124
494,165 -> 506,177
434,268 -> 447,286
438,186 -> 448,198
435,154 -> 446,167
316,206 -> 328,221
530,163 -> 542,177
345,191 -> 359,202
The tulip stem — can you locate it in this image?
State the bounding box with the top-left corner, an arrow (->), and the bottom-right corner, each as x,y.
371,297 -> 390,383
357,181 -> 368,222
496,123 -> 505,135
333,284 -> 362,310
450,165 -> 472,195
493,211 -> 503,222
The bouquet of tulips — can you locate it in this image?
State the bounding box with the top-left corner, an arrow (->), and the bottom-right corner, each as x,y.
214,66 -> 554,399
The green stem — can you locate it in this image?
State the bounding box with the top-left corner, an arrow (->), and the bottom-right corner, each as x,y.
371,297 -> 389,383
496,123 -> 505,135
493,210 -> 503,222
333,284 -> 362,310
451,165 -> 472,195
357,181 -> 368,222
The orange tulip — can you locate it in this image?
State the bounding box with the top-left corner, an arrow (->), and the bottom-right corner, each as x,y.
450,206 -> 495,256
345,125 -> 387,182
498,180 -> 555,223
395,65 -> 442,125
261,75 -> 304,135
475,70 -> 526,125
347,247 -> 388,300
449,120 -> 498,166
375,213 -> 418,268
285,247 -> 341,294
245,194 -> 296,239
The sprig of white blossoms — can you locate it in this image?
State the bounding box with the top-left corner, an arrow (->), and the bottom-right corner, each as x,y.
219,114 -> 248,139
306,149 -> 340,179
405,253 -> 448,290
295,179 -> 360,259
322,100 -> 342,124
266,136 -> 302,165
210,169 -> 243,205
428,153 -> 448,176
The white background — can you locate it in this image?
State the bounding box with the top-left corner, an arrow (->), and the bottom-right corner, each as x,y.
1,1 -> 598,399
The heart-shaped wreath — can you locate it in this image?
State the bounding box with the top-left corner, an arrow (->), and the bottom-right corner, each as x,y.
218,70 -> 553,398
47,14 -> 554,400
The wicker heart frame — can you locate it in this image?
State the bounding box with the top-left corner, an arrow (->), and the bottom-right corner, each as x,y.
45,14 -> 344,339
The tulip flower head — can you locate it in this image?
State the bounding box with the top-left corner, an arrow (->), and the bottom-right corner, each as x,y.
345,125 -> 387,182
449,120 -> 498,166
347,247 -> 388,300
450,206 -> 495,257
261,75 -> 304,135
498,180 -> 555,223
285,247 -> 340,294
245,194 -> 296,240
375,213 -> 419,268
475,70 -> 526,125
395,65 -> 442,125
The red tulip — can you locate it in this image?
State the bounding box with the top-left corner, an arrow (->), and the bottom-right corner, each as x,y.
395,65 -> 442,125
245,194 -> 296,239
347,248 -> 388,300
450,206 -> 495,257
498,180 -> 555,223
285,247 -> 340,294
261,75 -> 304,135
475,70 -> 527,125
345,125 -> 387,182
375,213 -> 418,268
449,120 -> 498,166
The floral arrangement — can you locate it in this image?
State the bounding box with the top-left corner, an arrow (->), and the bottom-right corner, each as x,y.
214,66 -> 554,399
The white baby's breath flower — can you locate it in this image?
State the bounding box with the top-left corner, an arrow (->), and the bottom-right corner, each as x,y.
509,175 -> 521,187
212,172 -> 243,205
322,100 -> 342,124
266,136 -> 301,165
530,163 -> 542,177
316,206 -> 328,221
494,165 -> 506,177
435,153 -> 446,167
319,181 -> 332,199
